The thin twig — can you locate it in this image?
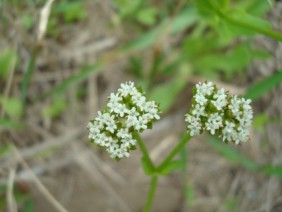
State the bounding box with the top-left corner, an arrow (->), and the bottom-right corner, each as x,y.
72,144 -> 131,212
37,0 -> 55,45
7,167 -> 17,212
2,127 -> 83,166
11,143 -> 69,212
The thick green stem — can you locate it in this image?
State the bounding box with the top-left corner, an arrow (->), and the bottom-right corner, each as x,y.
157,133 -> 191,172
133,131 -> 155,170
143,175 -> 158,212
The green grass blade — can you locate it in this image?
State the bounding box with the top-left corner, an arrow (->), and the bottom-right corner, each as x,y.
122,7 -> 198,51
244,71 -> 282,100
207,137 -> 282,179
21,47 -> 39,110
40,63 -> 100,99
207,136 -> 258,171
260,165 -> 282,178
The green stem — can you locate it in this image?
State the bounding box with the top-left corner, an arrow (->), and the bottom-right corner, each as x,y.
143,175 -> 158,212
209,1 -> 282,42
133,131 -> 155,170
157,133 -> 191,172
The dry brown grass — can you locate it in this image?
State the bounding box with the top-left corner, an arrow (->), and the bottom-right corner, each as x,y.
0,1 -> 282,212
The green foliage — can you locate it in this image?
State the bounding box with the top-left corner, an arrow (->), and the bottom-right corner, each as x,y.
260,165 -> 282,178
0,118 -> 22,129
253,113 -> 269,133
0,49 -> 17,80
158,160 -> 183,175
244,71 -> 282,101
207,136 -> 282,179
149,77 -> 186,113
141,156 -> 155,175
40,64 -> 100,99
114,0 -> 144,19
224,197 -> 238,212
47,0 -> 87,37
122,7 -> 198,51
53,1 -> 87,23
42,96 -> 67,118
136,7 -> 158,26
207,136 -> 258,171
0,144 -> 12,157
0,185 -> 34,212
21,14 -> 33,30
0,96 -> 23,118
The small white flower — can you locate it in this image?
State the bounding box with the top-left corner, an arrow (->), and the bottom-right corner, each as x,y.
212,88 -> 227,110
107,93 -> 122,112
121,137 -> 136,147
117,128 -> 131,139
185,114 -> 202,136
222,121 -> 235,142
229,95 -> 241,117
118,81 -> 135,97
192,104 -> 206,117
205,113 -> 222,135
113,103 -> 129,117
131,91 -> 143,103
135,116 -> 148,130
127,107 -> 140,118
136,96 -> 147,111
126,116 -> 138,128
146,107 -> 160,120
196,81 -> 214,96
95,133 -> 109,146
195,93 -> 207,106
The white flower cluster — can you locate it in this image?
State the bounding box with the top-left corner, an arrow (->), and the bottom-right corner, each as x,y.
87,82 -> 160,159
185,81 -> 253,144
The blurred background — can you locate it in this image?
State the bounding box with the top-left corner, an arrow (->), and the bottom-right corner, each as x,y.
0,0 -> 282,211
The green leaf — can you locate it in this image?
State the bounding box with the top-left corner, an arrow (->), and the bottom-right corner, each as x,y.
192,45 -> 251,80
42,96 -> 67,118
137,7 -> 158,26
0,118 -> 22,129
244,71 -> 282,100
149,77 -> 186,113
0,96 -> 23,118
159,160 -> 183,175
122,7 -> 198,51
237,0 -> 270,16
40,64 -> 100,99
53,2 -> 86,22
141,156 -> 155,175
208,137 -> 282,179
228,8 -> 271,31
253,113 -> 269,133
194,0 -> 215,18
0,49 -> 17,80
207,136 -> 258,171
24,199 -> 34,212
21,14 -> 33,30
0,144 -> 11,157
128,57 -> 143,79
114,0 -> 143,18
260,165 -> 282,178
